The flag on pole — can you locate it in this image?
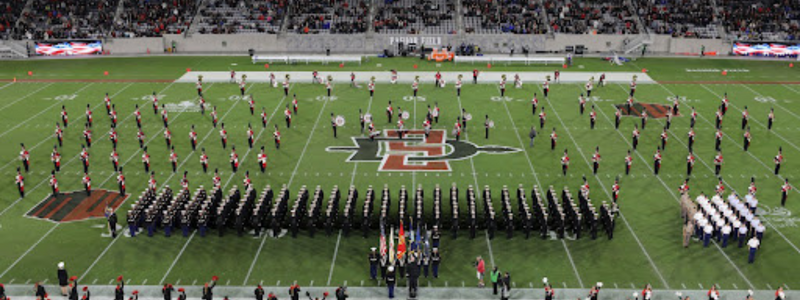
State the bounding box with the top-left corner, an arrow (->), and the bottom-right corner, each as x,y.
380,223 -> 387,265
389,227 -> 396,265
397,221 -> 406,260
415,224 -> 422,256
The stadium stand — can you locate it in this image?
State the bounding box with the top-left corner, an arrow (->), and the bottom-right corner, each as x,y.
375,0 -> 456,34
639,0 -> 720,38
462,0 -> 547,34
719,0 -> 800,41
0,1 -> 24,40
545,0 -> 639,34
285,0 -> 334,34
16,0 -> 118,40
115,0 -> 198,37
194,0 -> 287,34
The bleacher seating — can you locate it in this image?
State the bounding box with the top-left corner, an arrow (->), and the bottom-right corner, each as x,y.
639,0 -> 717,38
115,0 -> 197,37
18,0 -> 118,40
462,0 -> 547,34
195,0 -> 286,34
375,0 -> 456,34
545,0 -> 638,34
0,1 -> 25,40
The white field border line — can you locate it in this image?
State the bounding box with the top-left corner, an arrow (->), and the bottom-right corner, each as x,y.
76,82 -> 221,281
547,84 -> 674,289
244,84 -> 331,285
0,82 -> 139,218
661,84 -> 800,256
0,82 -> 14,91
239,84 -> 296,285
159,82 -> 269,285
780,85 -> 800,119
609,83 -> 755,289
0,83 -> 135,173
4,81 -> 190,281
516,85 -> 585,289
0,224 -> 60,278
697,84 -> 799,194
0,82 -> 96,139
327,84 -> 375,286
0,82 -> 54,112
699,84 -> 800,153
765,85 -> 800,121
457,90 -> 495,268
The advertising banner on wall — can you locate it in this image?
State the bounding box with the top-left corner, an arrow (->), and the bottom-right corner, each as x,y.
35,41 -> 103,56
732,42 -> 800,57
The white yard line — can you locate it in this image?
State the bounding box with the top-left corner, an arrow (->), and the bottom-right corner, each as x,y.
327,86 -> 374,286
243,84 -> 331,285
0,82 -> 96,139
0,224 -> 60,278
522,86 -> 586,288
656,84 -> 800,257
326,229 -> 344,286
0,83 -> 135,173
0,83 -> 54,112
77,82 -> 218,281
0,82 -> 141,217
455,93 -> 495,268
139,83 -> 259,284
607,83 -> 754,289
699,84 -> 800,153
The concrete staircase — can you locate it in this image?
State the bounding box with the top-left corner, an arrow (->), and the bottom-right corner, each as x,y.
0,40 -> 29,59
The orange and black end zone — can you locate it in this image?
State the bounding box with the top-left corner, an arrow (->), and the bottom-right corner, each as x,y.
26,189 -> 128,223
615,103 -> 675,119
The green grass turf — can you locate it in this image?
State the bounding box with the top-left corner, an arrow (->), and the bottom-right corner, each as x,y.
0,57 -> 799,291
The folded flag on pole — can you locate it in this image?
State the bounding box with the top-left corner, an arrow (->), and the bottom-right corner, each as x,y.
389,227 -> 396,265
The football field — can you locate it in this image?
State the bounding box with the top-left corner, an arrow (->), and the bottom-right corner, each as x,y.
0,56 -> 799,294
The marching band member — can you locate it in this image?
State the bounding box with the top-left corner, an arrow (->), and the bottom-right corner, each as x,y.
220,123 -> 228,149
531,93 -> 539,115
51,146 -> 61,172
550,128 -> 557,151
369,77 -> 375,97
499,75 -> 506,97
200,148 -> 209,172
285,105 -> 292,128
741,106 -> 749,130
142,146 -> 150,172
249,95 -> 256,116
230,146 -> 239,172
258,146 -> 268,173
542,77 -> 549,98
80,145 -> 90,173
137,128 -> 145,148
55,123 -> 63,146
152,92 -> 159,115
714,151 -> 724,176
109,147 -> 119,172
768,108 -> 775,130
539,106 -> 546,129
82,172 -> 91,195
386,101 -> 394,123
189,125 -> 198,150
619,149 -> 631,176
16,167 -> 24,197
592,147 -> 601,175
261,107 -> 268,128
743,127 -> 751,151
774,147 -> 783,175
85,104 -> 93,127
283,74 -> 291,96
62,105 -> 69,127
632,125 -> 640,150
653,147 -> 662,175
781,179 -> 791,207
247,124 -> 255,148
579,93 -> 587,115
412,76 -> 420,98
273,125 -> 281,150
169,146 -> 178,173
687,151 -> 695,176
19,143 -> 30,172
561,149 -> 570,176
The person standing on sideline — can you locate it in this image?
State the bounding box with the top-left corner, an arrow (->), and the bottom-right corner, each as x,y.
529,126 -> 537,147
56,262 -> 70,296
386,266 -> 396,299
491,266 -> 501,295
475,256 -> 486,287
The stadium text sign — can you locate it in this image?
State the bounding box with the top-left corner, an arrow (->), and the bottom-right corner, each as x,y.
326,129 -> 519,172
389,36 -> 442,46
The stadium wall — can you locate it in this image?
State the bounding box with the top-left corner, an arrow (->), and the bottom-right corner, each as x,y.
17,34 -> 731,57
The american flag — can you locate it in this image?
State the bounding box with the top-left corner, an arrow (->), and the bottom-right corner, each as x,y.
36,41 -> 102,56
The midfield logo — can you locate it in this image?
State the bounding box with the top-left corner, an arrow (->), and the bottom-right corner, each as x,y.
326,129 -> 520,171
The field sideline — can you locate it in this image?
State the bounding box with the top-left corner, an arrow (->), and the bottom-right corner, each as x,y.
0,57 -> 799,295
